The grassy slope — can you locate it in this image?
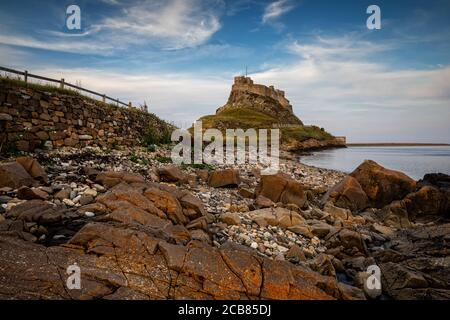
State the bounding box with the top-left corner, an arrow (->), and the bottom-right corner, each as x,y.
199,107 -> 333,143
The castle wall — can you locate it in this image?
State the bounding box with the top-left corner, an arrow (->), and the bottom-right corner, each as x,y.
0,82 -> 166,153
232,77 -> 291,109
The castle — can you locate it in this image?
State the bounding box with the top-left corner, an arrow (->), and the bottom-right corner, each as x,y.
231,76 -> 293,113
215,76 -> 302,125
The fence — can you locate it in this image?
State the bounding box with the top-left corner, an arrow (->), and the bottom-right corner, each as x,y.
0,66 -> 133,108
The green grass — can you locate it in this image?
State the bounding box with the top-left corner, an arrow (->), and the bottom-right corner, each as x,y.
197,107 -> 333,143
281,126 -> 333,142
181,162 -> 214,171
154,156 -> 172,163
199,107 -> 279,130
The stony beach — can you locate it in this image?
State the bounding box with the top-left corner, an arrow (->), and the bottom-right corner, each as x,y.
1,144 -> 449,300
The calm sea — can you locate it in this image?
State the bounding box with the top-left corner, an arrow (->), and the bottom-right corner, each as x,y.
298,146 -> 450,180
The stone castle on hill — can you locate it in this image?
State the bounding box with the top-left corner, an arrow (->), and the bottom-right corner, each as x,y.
216,76 -> 303,126
231,76 -> 293,112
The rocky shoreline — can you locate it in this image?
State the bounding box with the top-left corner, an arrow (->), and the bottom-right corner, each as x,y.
0,145 -> 449,300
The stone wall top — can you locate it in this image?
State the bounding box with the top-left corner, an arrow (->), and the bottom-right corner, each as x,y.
231,76 -> 291,109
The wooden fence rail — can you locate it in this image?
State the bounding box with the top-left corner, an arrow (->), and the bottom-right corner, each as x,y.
0,66 -> 132,108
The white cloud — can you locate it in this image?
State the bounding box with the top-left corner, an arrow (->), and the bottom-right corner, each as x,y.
98,0 -> 222,49
0,34 -> 118,55
262,0 -> 296,24
0,0 -> 223,54
250,36 -> 450,142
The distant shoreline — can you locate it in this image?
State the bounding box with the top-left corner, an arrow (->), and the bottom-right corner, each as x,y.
346,143 -> 450,147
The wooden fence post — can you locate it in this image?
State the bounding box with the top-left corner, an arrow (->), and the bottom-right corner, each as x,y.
60,78 -> 65,89
102,94 -> 106,103
117,99 -> 119,106
24,70 -> 28,86
128,102 -> 132,108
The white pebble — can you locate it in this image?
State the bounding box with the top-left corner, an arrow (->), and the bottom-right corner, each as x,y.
63,199 -> 75,206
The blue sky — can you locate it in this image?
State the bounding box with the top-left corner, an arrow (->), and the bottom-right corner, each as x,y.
1,0 -> 450,142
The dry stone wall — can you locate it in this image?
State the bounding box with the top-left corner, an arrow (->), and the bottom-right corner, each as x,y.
0,81 -> 168,153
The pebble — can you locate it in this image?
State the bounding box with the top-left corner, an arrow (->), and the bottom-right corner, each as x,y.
85,211 -> 95,217
63,199 -> 75,206
72,195 -> 82,203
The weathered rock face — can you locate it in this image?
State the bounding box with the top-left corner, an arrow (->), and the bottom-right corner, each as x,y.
5,199 -> 64,224
374,223 -> 450,300
0,162 -> 35,189
157,166 -> 187,183
96,171 -> 145,188
0,227 -> 345,300
322,176 -> 368,212
208,169 -> 240,188
0,81 -> 170,153
216,76 -> 302,125
377,183 -> 449,228
256,173 -> 307,208
0,179 -> 353,300
418,173 -> 450,190
283,137 -> 347,152
350,160 -> 416,208
249,207 -> 305,229
15,157 -> 48,183
404,186 -> 449,218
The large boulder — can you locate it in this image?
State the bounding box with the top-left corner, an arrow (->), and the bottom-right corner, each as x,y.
403,186 -> 449,218
322,176 -> 368,212
350,160 -> 416,208
379,200 -> 412,228
249,207 -> 305,229
15,157 -> 48,183
144,187 -> 188,225
5,199 -> 64,225
418,173 -> 450,190
208,169 -> 240,188
157,166 -> 187,183
378,184 -> 449,228
256,173 -> 307,208
96,171 -> 145,188
0,162 -> 35,189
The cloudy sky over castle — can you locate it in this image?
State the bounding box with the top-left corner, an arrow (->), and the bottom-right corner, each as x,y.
1,0 -> 450,142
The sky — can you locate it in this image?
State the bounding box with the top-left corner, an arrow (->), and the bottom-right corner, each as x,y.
0,0 -> 450,143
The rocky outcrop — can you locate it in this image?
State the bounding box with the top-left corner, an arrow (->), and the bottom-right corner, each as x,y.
350,160 -> 416,208
157,166 -> 187,183
216,76 -> 302,125
322,176 -> 368,212
0,162 -> 36,189
256,173 -> 307,209
283,137 -> 347,152
374,223 -> 450,300
195,76 -> 346,152
0,176 -> 352,300
208,169 -> 240,188
0,225 -> 346,300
